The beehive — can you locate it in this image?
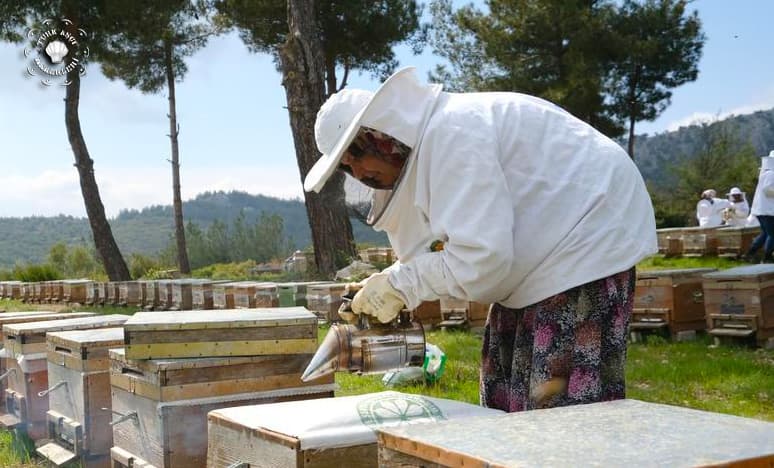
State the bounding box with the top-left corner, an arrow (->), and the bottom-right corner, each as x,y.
207,392 -> 502,468
122,309 -> 318,360
438,297 -> 490,329
409,301 -> 442,328
376,400 -> 774,467
1,314 -> 129,439
170,279 -> 209,311
231,281 -> 269,309
703,265 -> 774,347
191,280 -> 230,310
141,280 -> 161,310
306,283 -> 346,322
85,282 -> 101,306
118,281 -> 143,307
715,225 -> 761,258
212,281 -> 250,310
47,281 -> 65,303
62,279 -> 93,305
105,282 -> 121,307
36,328 -> 124,467
254,283 -> 280,308
631,268 -> 715,338
680,226 -> 721,257
32,282 -> 44,303
277,282 -> 332,308
109,348 -> 335,468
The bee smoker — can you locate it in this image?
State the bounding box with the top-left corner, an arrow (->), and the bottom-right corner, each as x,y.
300,296 -> 426,382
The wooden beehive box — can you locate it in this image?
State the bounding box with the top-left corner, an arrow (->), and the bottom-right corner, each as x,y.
105,282 -> 121,306
36,327 -> 124,467
157,280 -> 175,310
212,281 -> 245,310
140,280 -> 160,310
409,301 -> 442,328
232,281 -> 267,309
191,280 -> 230,310
20,283 -> 33,303
632,268 -> 716,337
118,281 -> 143,307
376,399 -> 774,467
656,227 -> 685,257
31,282 -> 43,303
680,226 -> 721,257
716,225 -> 761,258
306,283 -> 346,321
49,281 -> 65,303
62,279 -> 93,305
0,311 -> 74,406
2,281 -> 23,300
207,391 -> 503,468
85,282 -> 100,306
122,308 -> 318,360
169,279 -> 207,311
254,283 -> 279,308
40,281 -> 53,303
703,265 -> 774,347
277,282 -> 332,308
109,348 -> 336,468
1,314 -> 129,439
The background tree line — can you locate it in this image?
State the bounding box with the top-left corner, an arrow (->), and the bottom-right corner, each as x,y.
0,0 -> 716,278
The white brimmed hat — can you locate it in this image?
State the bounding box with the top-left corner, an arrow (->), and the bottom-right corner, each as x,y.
303,67 -> 417,193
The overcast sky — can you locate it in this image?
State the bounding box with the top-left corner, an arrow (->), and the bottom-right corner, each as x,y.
1,0 -> 772,218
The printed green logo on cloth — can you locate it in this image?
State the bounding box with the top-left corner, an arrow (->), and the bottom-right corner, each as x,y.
357,393 -> 446,428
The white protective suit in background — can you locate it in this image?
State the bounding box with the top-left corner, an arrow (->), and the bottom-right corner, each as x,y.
308,68 -> 657,310
696,190 -> 730,227
723,187 -> 750,227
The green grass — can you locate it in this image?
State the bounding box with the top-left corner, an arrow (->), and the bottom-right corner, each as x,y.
0,430 -> 42,467
637,255 -> 748,270
0,299 -> 141,316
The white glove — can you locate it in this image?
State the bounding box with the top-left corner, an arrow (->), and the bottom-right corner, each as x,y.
351,272 -> 406,324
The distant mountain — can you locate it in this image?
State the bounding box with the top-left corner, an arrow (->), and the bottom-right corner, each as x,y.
631,107 -> 774,186
2,108 -> 773,269
0,191 -> 387,269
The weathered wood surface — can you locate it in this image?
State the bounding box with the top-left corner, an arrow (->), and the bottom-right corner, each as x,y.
111,385 -> 335,468
376,399 -> 774,467
633,268 -> 715,335
716,226 -> 761,257
47,328 -> 124,372
109,348 -> 331,401
3,315 -> 129,357
3,358 -> 49,439
123,308 -> 317,359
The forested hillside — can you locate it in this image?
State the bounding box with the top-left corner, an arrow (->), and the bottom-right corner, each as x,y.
0,192 -> 387,269
2,107 -> 773,269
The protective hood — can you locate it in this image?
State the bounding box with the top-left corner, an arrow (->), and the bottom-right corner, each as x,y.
304,67 -> 442,194
762,154 -> 774,171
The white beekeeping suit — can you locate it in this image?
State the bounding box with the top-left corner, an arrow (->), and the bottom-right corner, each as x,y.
696,189 -> 730,227
723,187 -> 750,227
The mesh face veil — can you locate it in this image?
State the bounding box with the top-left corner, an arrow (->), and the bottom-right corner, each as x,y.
340,126 -> 412,225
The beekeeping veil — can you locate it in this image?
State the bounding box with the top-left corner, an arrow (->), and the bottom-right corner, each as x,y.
305,67 -> 442,225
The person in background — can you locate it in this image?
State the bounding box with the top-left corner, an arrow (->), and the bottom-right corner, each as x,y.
722,187 -> 750,227
696,189 -> 730,227
743,151 -> 774,263
304,67 -> 657,412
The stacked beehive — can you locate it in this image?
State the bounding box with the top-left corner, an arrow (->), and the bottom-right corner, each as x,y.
36,327 -> 126,467
438,297 -> 490,330
0,314 -> 129,440
109,309 -> 335,468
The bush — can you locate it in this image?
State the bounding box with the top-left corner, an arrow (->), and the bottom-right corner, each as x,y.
12,263 -> 61,282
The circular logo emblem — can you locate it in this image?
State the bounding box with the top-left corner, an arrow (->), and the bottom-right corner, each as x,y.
24,18 -> 89,86
357,393 -> 446,428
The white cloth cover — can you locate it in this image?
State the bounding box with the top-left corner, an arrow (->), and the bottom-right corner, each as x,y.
209,391 -> 503,451
751,168 -> 774,216
355,70 -> 657,309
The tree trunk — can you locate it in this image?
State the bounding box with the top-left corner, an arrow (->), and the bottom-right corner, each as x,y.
627,115 -> 636,160
279,0 -> 357,277
64,52 -> 130,281
165,38 -> 191,275
626,65 -> 642,160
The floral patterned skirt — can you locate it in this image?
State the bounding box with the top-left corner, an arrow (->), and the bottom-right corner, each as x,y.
480,268 -> 635,412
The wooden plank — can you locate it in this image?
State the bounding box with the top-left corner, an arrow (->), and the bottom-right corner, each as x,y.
123,308 -> 316,331
124,338 -> 317,359
375,399 -> 774,467
124,325 -> 314,344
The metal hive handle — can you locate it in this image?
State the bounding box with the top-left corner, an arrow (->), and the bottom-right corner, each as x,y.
101,408 -> 138,426
38,380 -> 67,397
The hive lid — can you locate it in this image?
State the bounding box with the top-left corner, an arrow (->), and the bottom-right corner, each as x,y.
637,268 -> 717,278
3,314 -> 130,335
0,312 -> 95,327
123,308 -> 316,331
703,264 -> 774,280
47,327 -> 125,349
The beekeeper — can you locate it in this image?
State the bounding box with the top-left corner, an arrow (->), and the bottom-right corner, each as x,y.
696,189 -> 730,227
742,151 -> 774,262
304,67 -> 657,412
722,187 -> 750,227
